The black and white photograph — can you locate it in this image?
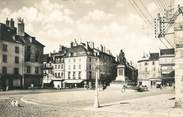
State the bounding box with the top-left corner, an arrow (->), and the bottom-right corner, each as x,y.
0,0 -> 183,117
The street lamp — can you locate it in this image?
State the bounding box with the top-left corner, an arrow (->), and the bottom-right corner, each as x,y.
94,58 -> 100,108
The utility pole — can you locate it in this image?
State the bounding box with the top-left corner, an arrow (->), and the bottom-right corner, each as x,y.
94,58 -> 100,108
155,4 -> 183,107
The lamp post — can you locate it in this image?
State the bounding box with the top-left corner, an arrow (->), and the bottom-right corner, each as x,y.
94,58 -> 100,108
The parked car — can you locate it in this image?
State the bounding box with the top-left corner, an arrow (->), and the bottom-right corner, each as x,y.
137,85 -> 148,92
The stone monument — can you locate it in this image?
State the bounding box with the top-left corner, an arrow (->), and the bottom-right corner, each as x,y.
115,49 -> 126,83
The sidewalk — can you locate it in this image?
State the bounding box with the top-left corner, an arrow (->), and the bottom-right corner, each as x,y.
85,93 -> 183,117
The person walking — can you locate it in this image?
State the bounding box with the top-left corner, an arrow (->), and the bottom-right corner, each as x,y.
121,85 -> 126,93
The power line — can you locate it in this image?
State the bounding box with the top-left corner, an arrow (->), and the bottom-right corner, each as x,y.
128,0 -> 150,26
163,37 -> 174,48
156,0 -> 166,11
128,0 -> 170,48
161,0 -> 168,9
139,0 -> 153,20
158,38 -> 169,48
131,0 -> 153,27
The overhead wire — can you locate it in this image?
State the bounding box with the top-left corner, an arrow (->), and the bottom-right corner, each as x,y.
128,0 -> 170,48
128,0 -> 151,27
131,0 -> 153,27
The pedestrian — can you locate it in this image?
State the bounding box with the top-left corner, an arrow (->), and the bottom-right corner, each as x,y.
160,84 -> 162,90
121,85 -> 126,92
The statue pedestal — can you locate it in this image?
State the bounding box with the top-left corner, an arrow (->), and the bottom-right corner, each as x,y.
115,65 -> 125,82
110,65 -> 125,88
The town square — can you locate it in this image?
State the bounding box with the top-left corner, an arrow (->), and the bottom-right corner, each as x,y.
0,0 -> 183,117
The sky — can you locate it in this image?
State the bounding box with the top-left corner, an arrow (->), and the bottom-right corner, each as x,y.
0,0 -> 180,64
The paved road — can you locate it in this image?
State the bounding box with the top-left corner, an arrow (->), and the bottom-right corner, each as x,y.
0,87 -> 175,117
20,87 -> 174,108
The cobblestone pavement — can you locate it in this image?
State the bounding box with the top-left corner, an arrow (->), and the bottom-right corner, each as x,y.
0,87 -> 180,117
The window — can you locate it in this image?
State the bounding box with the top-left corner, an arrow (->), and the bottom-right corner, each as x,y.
145,68 -> 148,72
2,44 -> 7,52
152,61 -> 155,65
15,56 -> 19,64
79,58 -> 81,62
35,67 -> 39,74
61,58 -> 64,62
73,65 -> 76,69
88,71 -> 92,79
58,73 -> 60,78
79,65 -> 81,69
88,64 -> 91,70
27,66 -> 31,73
55,65 -> 57,69
68,65 -> 70,70
78,71 -> 81,79
27,46 -> 31,52
14,68 -> 19,75
15,46 -> 19,53
55,73 -> 57,78
58,65 -> 60,69
2,55 -> 7,63
88,57 -> 91,62
73,72 -> 76,79
145,62 -> 148,65
61,72 -> 64,78
68,72 -> 71,79
35,52 -> 39,62
2,67 -> 7,74
61,64 -> 63,69
73,58 -> 76,62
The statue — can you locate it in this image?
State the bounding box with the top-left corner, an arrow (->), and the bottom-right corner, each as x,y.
118,49 -> 126,65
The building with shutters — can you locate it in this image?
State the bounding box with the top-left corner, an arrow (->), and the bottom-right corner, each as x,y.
0,18 -> 44,90
43,41 -> 117,89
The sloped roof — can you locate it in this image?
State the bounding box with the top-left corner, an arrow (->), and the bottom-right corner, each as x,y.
0,22 -> 44,47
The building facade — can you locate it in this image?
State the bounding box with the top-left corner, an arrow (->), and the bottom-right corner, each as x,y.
137,49 -> 175,88
0,18 -> 44,90
159,48 -> 175,86
43,41 -> 117,89
137,53 -> 161,87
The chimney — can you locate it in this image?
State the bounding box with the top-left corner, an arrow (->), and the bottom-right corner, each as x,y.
10,18 -> 14,28
17,17 -> 24,36
100,45 -> 103,52
59,45 -> 63,52
87,42 -> 89,50
6,18 -> 10,27
71,42 -> 74,47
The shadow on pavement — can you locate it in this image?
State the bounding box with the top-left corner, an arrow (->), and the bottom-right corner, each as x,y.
100,102 -> 130,108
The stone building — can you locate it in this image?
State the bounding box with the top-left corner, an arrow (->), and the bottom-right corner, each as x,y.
0,18 -> 44,90
137,49 -> 175,87
43,41 -> 117,89
0,19 -> 24,89
137,53 -> 161,87
159,48 -> 175,86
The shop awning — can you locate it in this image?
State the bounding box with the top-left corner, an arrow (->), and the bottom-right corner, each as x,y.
63,80 -> 83,84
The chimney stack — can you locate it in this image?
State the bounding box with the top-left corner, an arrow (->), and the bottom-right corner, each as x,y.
100,45 -> 103,52
17,17 -> 24,36
71,42 -> 74,47
10,18 -> 14,28
6,18 -> 10,27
